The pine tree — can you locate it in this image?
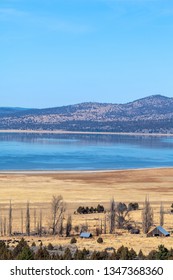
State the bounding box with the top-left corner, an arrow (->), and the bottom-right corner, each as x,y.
17,246 -> 34,260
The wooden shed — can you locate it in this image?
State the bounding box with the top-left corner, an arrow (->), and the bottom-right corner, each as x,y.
80,232 -> 92,238
147,226 -> 170,237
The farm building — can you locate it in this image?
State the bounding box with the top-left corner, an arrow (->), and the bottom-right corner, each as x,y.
147,226 -> 170,237
80,232 -> 92,238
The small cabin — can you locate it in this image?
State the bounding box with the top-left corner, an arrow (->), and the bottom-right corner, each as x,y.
147,226 -> 170,237
80,232 -> 92,238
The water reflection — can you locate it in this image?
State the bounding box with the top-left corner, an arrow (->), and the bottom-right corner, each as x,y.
0,133 -> 173,170
0,132 -> 173,149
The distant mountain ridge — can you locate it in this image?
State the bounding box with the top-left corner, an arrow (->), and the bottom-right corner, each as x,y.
0,95 -> 173,133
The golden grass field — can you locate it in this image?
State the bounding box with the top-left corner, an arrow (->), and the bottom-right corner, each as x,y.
0,168 -> 173,255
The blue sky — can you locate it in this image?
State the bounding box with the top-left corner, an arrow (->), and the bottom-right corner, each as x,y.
0,0 -> 173,108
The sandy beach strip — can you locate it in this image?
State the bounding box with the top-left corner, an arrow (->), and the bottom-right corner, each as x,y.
0,129 -> 173,137
0,166 -> 173,174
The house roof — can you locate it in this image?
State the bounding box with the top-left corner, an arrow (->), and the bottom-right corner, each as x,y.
156,226 -> 170,236
148,226 -> 170,236
80,232 -> 92,238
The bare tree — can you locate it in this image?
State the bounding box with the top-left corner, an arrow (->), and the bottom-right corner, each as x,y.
116,202 -> 131,229
26,201 -> 30,236
59,214 -> 64,236
104,214 -> 107,234
38,210 -> 42,237
8,200 -> 12,236
66,215 -> 72,237
0,217 -> 3,236
4,217 -> 7,236
100,218 -> 103,234
21,209 -> 23,234
160,202 -> 164,227
34,209 -> 37,231
142,195 -> 153,234
50,195 -> 65,235
80,220 -> 88,233
109,199 -> 132,232
109,198 -> 116,233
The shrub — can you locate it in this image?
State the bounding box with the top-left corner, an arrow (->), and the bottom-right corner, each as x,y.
70,237 -> 77,244
47,243 -> 54,250
128,202 -> 139,211
97,237 -> 103,243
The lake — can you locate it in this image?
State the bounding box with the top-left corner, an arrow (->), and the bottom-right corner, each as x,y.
0,133 -> 173,171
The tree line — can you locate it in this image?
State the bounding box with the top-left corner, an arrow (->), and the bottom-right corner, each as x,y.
0,238 -> 173,260
0,194 -> 168,237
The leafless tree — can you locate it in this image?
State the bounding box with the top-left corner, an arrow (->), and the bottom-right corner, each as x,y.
59,214 -> 64,236
142,195 -> 153,234
160,202 -> 164,227
109,198 -> 116,233
50,195 -> 65,235
0,217 -> 3,236
21,209 -> 23,234
74,225 -> 79,233
26,201 -> 30,236
104,214 -> 107,234
100,218 -> 103,234
66,215 -> 72,237
109,199 -> 132,232
116,202 -> 131,229
34,209 -> 37,231
4,217 -> 7,236
8,200 -> 12,236
38,210 -> 42,237
80,220 -> 88,232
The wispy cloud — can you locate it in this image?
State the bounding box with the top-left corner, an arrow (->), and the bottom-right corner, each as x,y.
0,7 -> 92,34
32,16 -> 92,34
0,7 -> 26,18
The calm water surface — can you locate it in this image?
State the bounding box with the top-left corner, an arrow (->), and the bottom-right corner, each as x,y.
0,133 -> 173,170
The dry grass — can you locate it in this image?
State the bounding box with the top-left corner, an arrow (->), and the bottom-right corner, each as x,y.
1,168 -> 173,255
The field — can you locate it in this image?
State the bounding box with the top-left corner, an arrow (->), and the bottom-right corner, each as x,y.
0,168 -> 173,255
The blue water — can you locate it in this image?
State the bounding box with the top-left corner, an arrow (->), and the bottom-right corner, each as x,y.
0,133 -> 173,170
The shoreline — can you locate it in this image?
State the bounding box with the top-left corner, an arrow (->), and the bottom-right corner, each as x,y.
0,129 -> 173,137
0,166 -> 173,174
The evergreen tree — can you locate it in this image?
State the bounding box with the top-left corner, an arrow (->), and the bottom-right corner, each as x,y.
129,248 -> 137,260
35,247 -> 50,260
156,245 -> 169,260
13,238 -> 28,258
17,246 -> 34,260
63,248 -> 72,260
138,249 -> 146,260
